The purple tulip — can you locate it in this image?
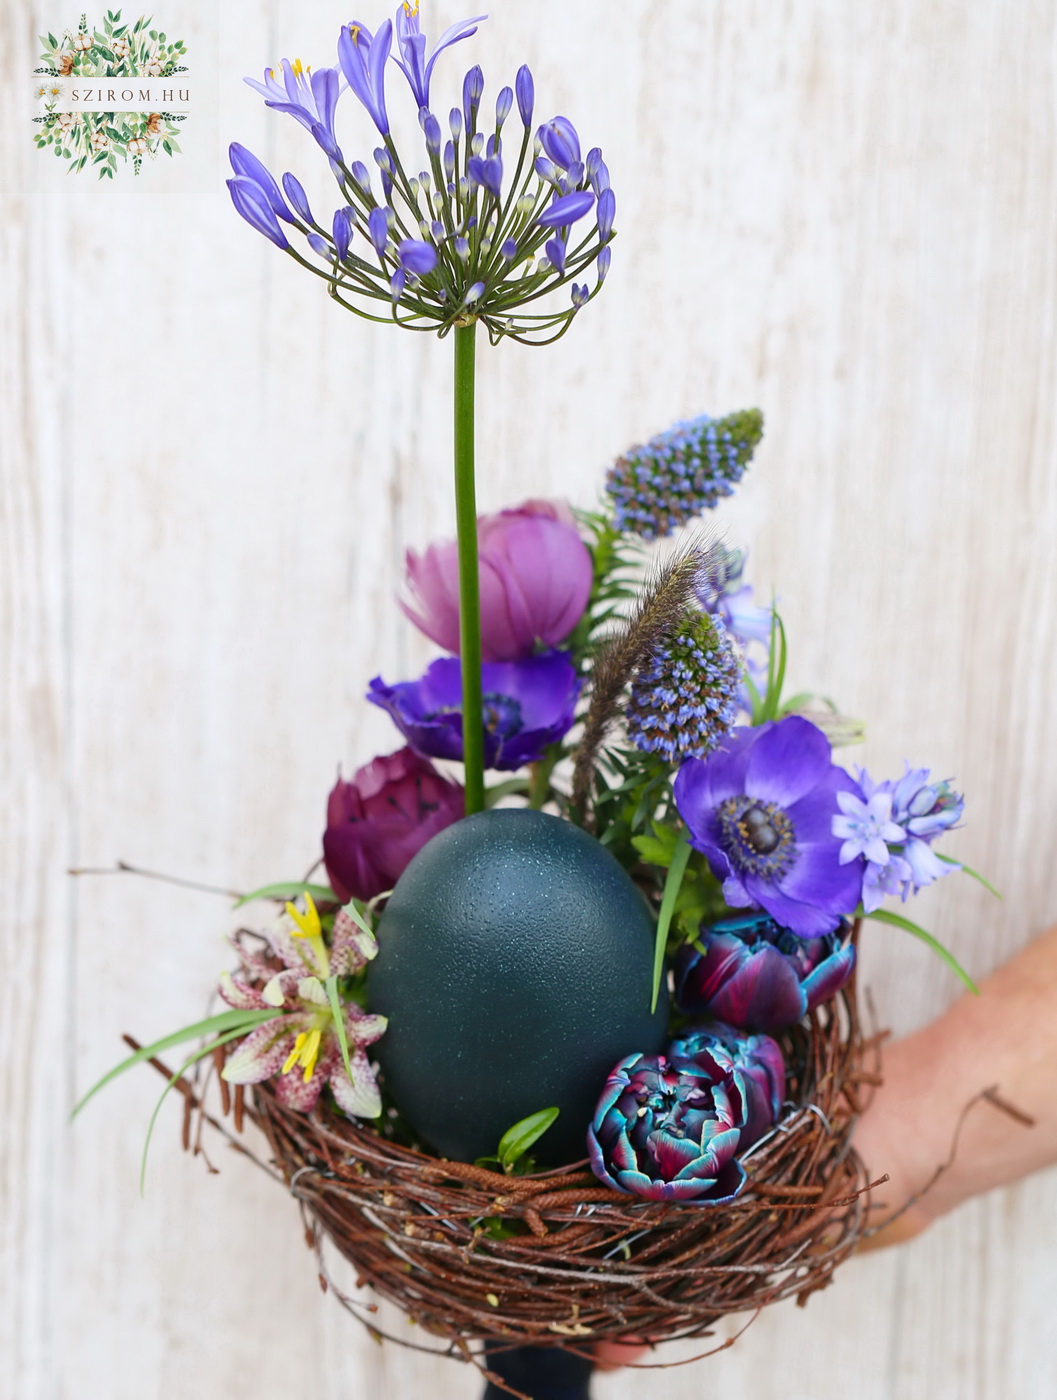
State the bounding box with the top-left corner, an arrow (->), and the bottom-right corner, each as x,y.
674,716 -> 865,939
322,747 -> 464,905
367,650 -> 580,772
674,912 -> 856,1034
587,1052 -> 748,1203
668,1024 -> 785,1150
401,499 -> 593,662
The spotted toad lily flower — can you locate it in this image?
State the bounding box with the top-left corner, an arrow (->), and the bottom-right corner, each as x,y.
587,1052 -> 748,1203
367,649 -> 580,770
220,897 -> 387,1117
228,5 -> 615,343
674,911 -> 856,1034
840,765 -> 965,912
674,716 -> 864,938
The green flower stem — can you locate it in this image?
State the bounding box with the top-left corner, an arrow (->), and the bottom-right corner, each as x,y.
454,321 -> 485,815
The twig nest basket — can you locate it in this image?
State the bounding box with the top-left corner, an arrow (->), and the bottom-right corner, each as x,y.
250,982 -> 875,1351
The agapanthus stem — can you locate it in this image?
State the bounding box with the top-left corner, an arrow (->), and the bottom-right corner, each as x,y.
454,321 -> 485,815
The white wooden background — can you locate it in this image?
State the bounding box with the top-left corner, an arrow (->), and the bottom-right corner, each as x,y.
4,0 -> 1057,1396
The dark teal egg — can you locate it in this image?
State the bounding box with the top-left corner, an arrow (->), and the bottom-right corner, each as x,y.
369,808 -> 667,1166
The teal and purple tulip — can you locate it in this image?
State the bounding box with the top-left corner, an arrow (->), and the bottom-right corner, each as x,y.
674,912 -> 856,1034
668,1024 -> 785,1150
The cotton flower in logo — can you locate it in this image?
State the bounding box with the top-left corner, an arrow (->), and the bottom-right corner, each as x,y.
57,50 -> 75,75
112,34 -> 131,60
90,129 -> 109,152
73,32 -> 94,53
221,895 -> 388,1117
128,136 -> 148,156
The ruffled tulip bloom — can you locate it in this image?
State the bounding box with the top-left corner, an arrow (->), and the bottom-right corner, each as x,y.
401,500 -> 593,662
367,650 -> 580,771
674,716 -> 864,938
674,912 -> 856,1034
322,747 -> 465,904
221,900 -> 387,1117
587,1052 -> 748,1203
668,1024 -> 785,1150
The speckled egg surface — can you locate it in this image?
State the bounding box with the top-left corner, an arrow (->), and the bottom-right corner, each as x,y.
369,808 -> 668,1165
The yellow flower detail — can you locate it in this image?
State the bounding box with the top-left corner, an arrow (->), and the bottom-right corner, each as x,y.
281,1027 -> 323,1082
403,1 -> 421,16
286,890 -> 322,939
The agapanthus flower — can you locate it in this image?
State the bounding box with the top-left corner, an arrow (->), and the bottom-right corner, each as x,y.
587,1051 -> 748,1203
606,409 -> 764,540
221,897 -> 387,1117
839,765 -> 965,913
674,716 -> 864,938
625,609 -> 741,764
668,1024 -> 785,1151
323,747 -> 465,903
367,649 -> 580,770
228,6 -> 615,344
401,499 -> 592,661
674,911 -> 856,1033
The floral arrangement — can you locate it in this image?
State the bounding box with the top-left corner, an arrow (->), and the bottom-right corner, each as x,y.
33,10 -> 186,177
82,4 -> 991,1384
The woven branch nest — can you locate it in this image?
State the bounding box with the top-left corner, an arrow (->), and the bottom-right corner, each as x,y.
241,975 -> 878,1355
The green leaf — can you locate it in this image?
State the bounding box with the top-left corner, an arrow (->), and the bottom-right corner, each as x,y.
325,975 -> 354,1086
652,829 -> 692,1011
233,880 -> 336,909
483,777 -> 531,807
47,31 -> 58,47
72,1008 -> 281,1117
139,1025 -> 253,1192
497,1107 -> 560,1170
862,906 -> 979,994
937,854 -> 1002,899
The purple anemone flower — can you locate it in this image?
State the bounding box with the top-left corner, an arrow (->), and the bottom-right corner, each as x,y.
367,650 -> 580,772
338,18 -> 393,135
674,716 -> 865,938
668,1024 -> 785,1151
587,1052 -> 747,1203
393,6 -> 486,110
674,911 -> 856,1034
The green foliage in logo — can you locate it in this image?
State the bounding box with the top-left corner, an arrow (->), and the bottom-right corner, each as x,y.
32,10 -> 188,178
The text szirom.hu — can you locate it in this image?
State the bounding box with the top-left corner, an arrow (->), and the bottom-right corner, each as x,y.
63,83 -> 191,112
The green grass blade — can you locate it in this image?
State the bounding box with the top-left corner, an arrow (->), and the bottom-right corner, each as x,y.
233,881 -> 336,909
72,1008 -> 280,1118
339,900 -> 375,940
325,975 -> 354,1086
937,854 -> 1002,899
498,1107 -> 560,1170
862,906 -> 979,994
652,831 -> 692,1012
769,612 -> 788,720
139,1026 -> 256,1193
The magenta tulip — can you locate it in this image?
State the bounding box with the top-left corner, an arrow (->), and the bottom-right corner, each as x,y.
401,499 -> 593,662
322,747 -> 464,903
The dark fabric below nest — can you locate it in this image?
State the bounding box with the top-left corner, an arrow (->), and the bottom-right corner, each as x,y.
483,1345 -> 594,1400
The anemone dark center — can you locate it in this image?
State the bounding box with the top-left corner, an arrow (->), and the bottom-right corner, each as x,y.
482,692 -> 523,738
717,796 -> 797,880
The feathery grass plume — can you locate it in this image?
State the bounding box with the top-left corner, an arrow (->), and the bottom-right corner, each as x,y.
571,536 -> 724,820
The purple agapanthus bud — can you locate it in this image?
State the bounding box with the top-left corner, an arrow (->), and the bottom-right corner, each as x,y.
229,143 -> 294,222
282,171 -> 314,223
310,121 -> 343,163
674,716 -> 865,939
534,155 -> 559,184
401,499 -> 593,662
501,237 -> 518,261
367,650 -> 580,772
597,188 -> 616,241
571,283 -> 589,307
397,238 -> 437,276
538,189 -> 595,229
539,115 -> 581,169
368,206 -> 390,256
467,154 -> 503,198
462,63 -> 485,131
464,280 -> 486,302
306,232 -> 330,258
390,269 -> 406,301
674,912 -> 857,1034
449,105 -> 463,140
322,747 -> 465,904
587,1052 -> 748,1203
443,140 -> 456,181
422,110 -> 442,154
332,207 -> 353,262
516,64 -> 534,126
495,85 -> 513,125
350,160 -> 372,192
545,236 -> 567,275
227,177 -> 290,249
669,1025 -> 785,1151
